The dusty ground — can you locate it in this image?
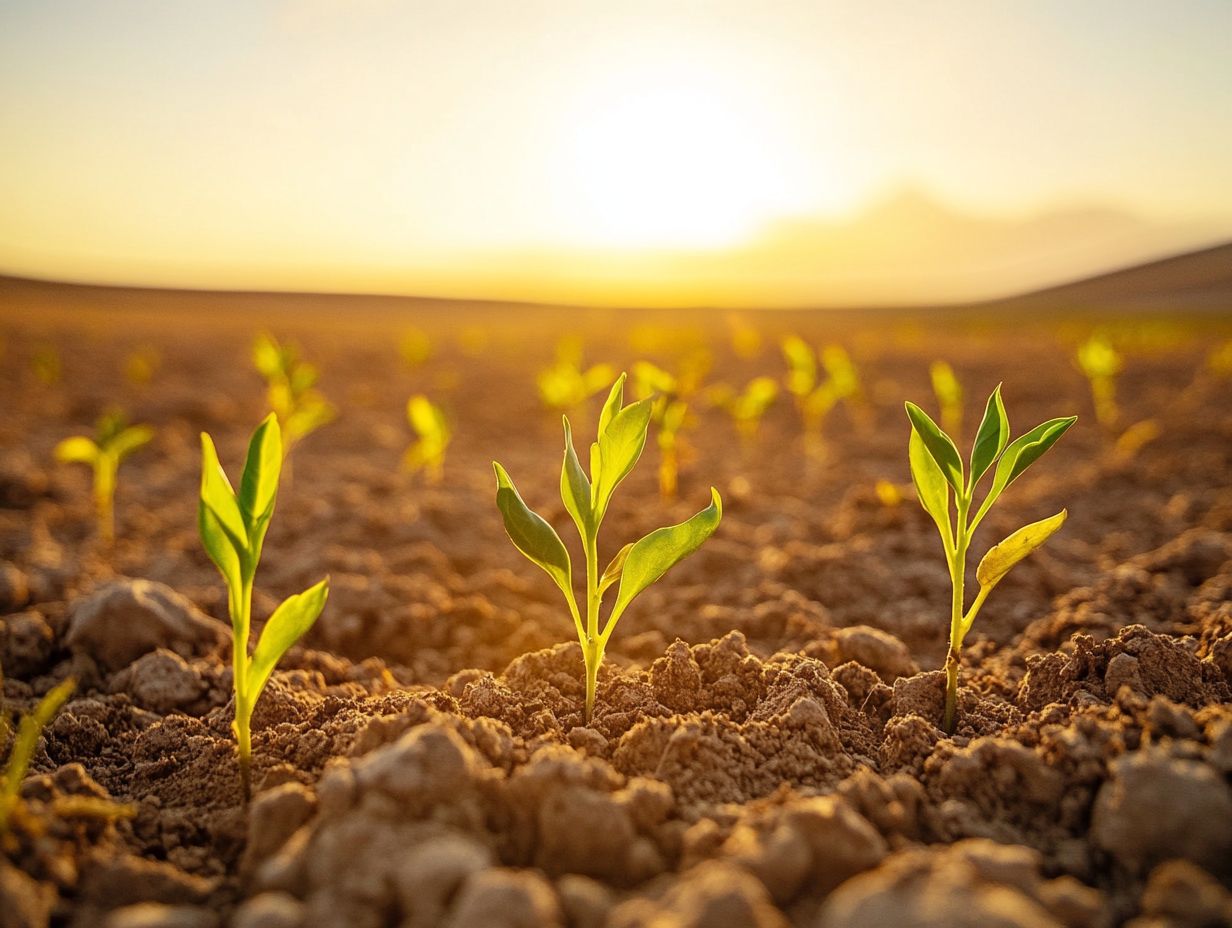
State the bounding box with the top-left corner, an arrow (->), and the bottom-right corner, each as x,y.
1,280 -> 1231,928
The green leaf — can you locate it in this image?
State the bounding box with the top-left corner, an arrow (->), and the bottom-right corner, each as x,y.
599,542 -> 633,596
199,499 -> 243,591
987,416 -> 1077,504
608,488 -> 722,633
55,436 -> 99,465
909,430 -> 950,540
597,374 -> 626,438
493,461 -> 574,601
782,335 -> 817,396
239,413 -> 282,531
905,402 -> 963,493
1,678 -> 75,816
246,578 -> 329,703
969,385 -> 1009,486
560,417 -> 592,537
108,424 -> 154,462
594,399 -> 652,518
976,510 -> 1067,592
199,433 -> 248,555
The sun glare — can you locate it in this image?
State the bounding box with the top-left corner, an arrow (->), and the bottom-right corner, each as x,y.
555,67 -> 800,251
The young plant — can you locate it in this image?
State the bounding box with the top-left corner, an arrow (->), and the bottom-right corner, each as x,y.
633,361 -> 695,500
1076,334 -> 1122,431
1,678 -> 74,836
781,337 -> 861,456
905,387 -> 1075,734
55,411 -> 154,544
199,414 -> 329,799
712,376 -> 779,446
403,395 -> 451,483
399,327 -> 433,368
929,361 -> 963,441
537,338 -> 614,412
252,333 -> 336,457
493,375 -> 722,722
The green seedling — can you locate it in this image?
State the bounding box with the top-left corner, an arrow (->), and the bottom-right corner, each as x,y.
633,361 -> 696,500
930,361 -> 963,441
252,333 -> 336,457
906,387 -> 1075,734
494,374 -> 722,722
781,337 -> 861,455
1076,334 -> 1122,431
55,412 -> 154,544
199,414 -> 329,799
1,678 -> 74,836
403,395 -> 451,483
537,337 -> 614,411
712,376 -> 779,446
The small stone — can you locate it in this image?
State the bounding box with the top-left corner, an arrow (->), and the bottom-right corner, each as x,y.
66,579 -> 225,671
394,832 -> 491,928
556,875 -> 614,928
232,893 -> 306,928
836,626 -> 917,682
445,869 -> 563,928
111,649 -> 205,713
101,904 -> 219,928
1104,653 -> 1143,697
0,610 -> 54,677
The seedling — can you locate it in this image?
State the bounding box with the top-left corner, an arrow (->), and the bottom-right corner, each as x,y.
494,375 -> 722,721
199,414 -> 329,799
124,346 -> 161,386
1076,334 -> 1122,431
252,333 -> 336,457
930,361 -> 963,441
537,338 -> 614,411
55,411 -> 154,544
712,376 -> 779,446
633,361 -> 695,499
781,337 -> 861,455
906,387 -> 1075,733
1,678 -> 74,836
403,395 -> 451,483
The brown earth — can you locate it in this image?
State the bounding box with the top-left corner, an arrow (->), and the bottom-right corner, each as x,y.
1,281 -> 1231,927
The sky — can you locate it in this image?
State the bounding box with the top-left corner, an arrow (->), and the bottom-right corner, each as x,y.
1,0 -> 1230,307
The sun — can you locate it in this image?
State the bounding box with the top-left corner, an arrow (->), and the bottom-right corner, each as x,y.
553,66 -> 800,250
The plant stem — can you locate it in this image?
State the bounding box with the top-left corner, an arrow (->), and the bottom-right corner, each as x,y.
583,528 -> 600,723
95,460 -> 115,546
231,576 -> 253,801
943,500 -> 970,735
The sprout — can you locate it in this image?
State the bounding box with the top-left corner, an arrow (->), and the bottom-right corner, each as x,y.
399,327 -> 433,368
124,346 -> 161,387
494,375 -> 722,722
1076,334 -> 1122,431
252,333 -> 336,457
929,361 -> 963,441
781,337 -> 861,456
906,386 -> 1075,733
199,414 -> 329,799
55,411 -> 154,544
537,337 -> 614,411
1,679 -> 75,835
712,376 -> 779,446
403,395 -> 451,483
633,361 -> 696,500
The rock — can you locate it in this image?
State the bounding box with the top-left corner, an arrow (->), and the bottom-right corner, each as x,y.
394,832 -> 491,928
609,861 -> 789,928
1130,860 -> 1232,928
0,860 -> 56,928
242,783 -> 318,875
556,875 -> 614,928
836,626 -> 917,682
110,649 -> 206,713
354,725 -> 481,811
232,893 -> 307,928
818,841 -> 1064,928
0,610 -> 55,677
0,561 -> 29,611
1091,749 -> 1232,876
1104,653 -> 1143,696
785,796 -> 887,895
101,904 -> 220,928
66,580 -> 224,671
445,869 -> 562,928
535,785 -> 638,883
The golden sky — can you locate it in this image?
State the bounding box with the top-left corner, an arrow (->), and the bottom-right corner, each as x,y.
2,1 -> 1231,306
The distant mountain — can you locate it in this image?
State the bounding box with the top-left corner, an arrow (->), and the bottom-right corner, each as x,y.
1001,240 -> 1232,312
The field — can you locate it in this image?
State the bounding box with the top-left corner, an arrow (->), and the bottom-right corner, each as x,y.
2,277 -> 1231,928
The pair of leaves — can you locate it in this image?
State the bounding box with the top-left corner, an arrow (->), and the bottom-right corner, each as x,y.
199,414 -> 283,595
495,374 -> 722,641
56,417 -> 154,468
244,579 -> 329,706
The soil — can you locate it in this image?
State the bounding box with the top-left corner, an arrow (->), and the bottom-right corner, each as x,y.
2,283 -> 1231,927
